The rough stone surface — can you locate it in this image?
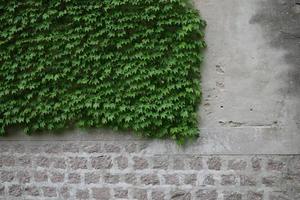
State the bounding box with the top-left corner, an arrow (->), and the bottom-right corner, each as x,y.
25,186 -> 40,197
141,174 -> 160,185
133,156 -> 149,170
84,172 -> 100,184
223,192 -> 242,200
34,171 -> 48,182
1,170 -> 14,182
132,188 -> 147,200
152,190 -> 165,200
114,188 -> 128,199
247,191 -> 264,200
76,189 -> 89,199
8,185 -> 22,197
91,156 -> 112,169
0,142 -> 298,199
42,186 -> 57,197
221,174 -> 238,185
0,0 -> 300,199
92,188 -> 110,200
171,190 -> 191,200
207,157 -> 222,170
50,172 -> 65,183
196,189 -> 218,200
240,175 -> 257,186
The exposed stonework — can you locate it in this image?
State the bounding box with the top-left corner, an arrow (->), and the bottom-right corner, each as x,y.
0,141 -> 299,199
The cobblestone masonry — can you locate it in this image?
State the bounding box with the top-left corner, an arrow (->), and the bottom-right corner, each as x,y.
0,141 -> 299,200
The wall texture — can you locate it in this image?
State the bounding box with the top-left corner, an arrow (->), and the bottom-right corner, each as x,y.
1,0 -> 300,199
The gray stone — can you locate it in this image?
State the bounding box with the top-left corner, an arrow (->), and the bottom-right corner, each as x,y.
125,143 -> 137,153
52,157 -> 66,169
221,174 -> 237,185
184,174 -> 197,185
91,156 -> 112,169
268,192 -> 290,200
1,170 -> 14,182
0,185 -> 4,196
104,144 -> 121,153
188,156 -> 202,170
0,156 -> 15,166
17,156 -> 31,167
173,157 -> 185,170
124,173 -> 137,185
251,157 -> 262,171
246,191 -> 263,200
133,188 -> 147,200
69,157 -> 87,169
63,142 -> 79,153
68,173 -> 81,184
104,173 -> 120,184
14,144 -> 25,153
36,156 -> 50,168
34,171 -> 48,182
85,172 -> 100,184
152,190 -> 165,200
92,188 -> 111,200
42,186 -> 57,197
223,192 -> 242,200
76,189 -> 89,199
228,159 -> 247,170
115,155 -> 128,169
153,156 -> 169,170
262,176 -> 278,187
29,145 -> 42,154
170,190 -> 191,200
44,144 -> 62,153
141,174 -> 160,185
50,172 -> 65,183
267,159 -> 285,171
240,175 -> 256,186
59,187 -> 70,199
0,144 -> 9,152
203,174 -> 215,185
8,185 -> 22,197
114,188 -> 128,198
164,174 -> 179,185
133,156 -> 149,170
83,143 -> 102,153
17,171 -> 30,183
196,189 -> 218,200
289,156 -> 300,174
207,157 -> 222,170
25,186 -> 40,196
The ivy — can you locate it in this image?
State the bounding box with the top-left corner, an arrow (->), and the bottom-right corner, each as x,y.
0,0 -> 206,144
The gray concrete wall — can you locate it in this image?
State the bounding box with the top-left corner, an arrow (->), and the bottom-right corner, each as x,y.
0,0 -> 300,199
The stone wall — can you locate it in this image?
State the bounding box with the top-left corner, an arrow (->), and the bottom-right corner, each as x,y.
1,0 -> 300,199
0,140 -> 300,200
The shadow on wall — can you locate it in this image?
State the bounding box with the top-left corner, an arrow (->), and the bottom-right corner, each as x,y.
250,0 -> 300,97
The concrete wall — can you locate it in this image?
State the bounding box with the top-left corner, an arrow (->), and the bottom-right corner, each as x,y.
0,0 -> 299,199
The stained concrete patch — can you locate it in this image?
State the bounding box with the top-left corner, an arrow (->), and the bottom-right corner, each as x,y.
250,0 -> 300,96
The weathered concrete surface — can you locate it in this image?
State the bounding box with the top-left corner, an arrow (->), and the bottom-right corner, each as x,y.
196,0 -> 300,135
1,0 -> 300,199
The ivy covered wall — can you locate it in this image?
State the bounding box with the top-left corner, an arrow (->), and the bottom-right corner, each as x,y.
0,0 -> 206,143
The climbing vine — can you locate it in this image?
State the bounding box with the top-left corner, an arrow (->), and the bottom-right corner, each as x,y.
0,0 -> 206,144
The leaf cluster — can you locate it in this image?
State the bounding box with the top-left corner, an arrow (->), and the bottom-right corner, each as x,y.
0,0 -> 206,144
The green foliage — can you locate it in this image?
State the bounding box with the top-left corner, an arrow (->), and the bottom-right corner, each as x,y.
0,0 -> 206,143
